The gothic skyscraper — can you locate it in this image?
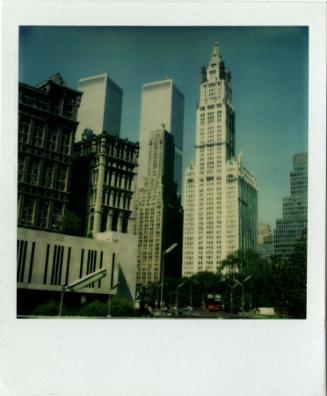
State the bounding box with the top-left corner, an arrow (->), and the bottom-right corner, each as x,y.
182,43 -> 257,276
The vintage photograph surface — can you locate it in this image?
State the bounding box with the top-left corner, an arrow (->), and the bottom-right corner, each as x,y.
17,27 -> 308,318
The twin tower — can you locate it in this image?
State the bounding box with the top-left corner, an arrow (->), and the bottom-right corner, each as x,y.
76,43 -> 257,285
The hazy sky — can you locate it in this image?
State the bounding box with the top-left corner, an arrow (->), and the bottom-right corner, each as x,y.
19,26 -> 308,228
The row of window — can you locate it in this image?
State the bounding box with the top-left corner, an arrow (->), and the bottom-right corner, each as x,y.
19,116 -> 72,154
200,111 -> 222,125
19,197 -> 64,230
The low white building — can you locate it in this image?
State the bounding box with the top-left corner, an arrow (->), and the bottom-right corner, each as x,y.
17,227 -> 137,313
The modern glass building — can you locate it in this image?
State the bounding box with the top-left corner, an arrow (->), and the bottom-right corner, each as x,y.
274,153 -> 308,258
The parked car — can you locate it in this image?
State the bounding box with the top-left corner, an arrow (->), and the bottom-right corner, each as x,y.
178,306 -> 194,315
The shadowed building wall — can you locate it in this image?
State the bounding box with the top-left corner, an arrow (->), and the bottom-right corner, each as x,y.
18,73 -> 82,232
134,128 -> 183,285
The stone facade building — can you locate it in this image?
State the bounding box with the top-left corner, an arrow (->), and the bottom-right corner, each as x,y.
134,128 -> 182,285
71,132 -> 139,237
182,43 -> 257,277
17,73 -> 140,313
274,153 -> 308,258
18,73 -> 82,231
134,79 -> 184,285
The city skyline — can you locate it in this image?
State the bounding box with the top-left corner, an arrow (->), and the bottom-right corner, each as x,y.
19,26 -> 308,227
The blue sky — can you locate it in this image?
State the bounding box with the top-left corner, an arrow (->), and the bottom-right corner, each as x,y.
19,26 -> 308,228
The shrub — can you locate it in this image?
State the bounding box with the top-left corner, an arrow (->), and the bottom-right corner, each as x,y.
33,299 -> 59,316
110,296 -> 135,317
79,300 -> 107,317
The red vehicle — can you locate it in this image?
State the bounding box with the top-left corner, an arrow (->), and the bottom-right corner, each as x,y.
206,293 -> 222,312
207,302 -> 220,312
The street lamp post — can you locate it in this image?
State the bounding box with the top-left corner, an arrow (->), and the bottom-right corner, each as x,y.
234,275 -> 252,315
156,282 -> 162,309
224,279 -> 238,314
176,281 -> 185,312
58,268 -> 107,317
59,285 -> 66,317
160,243 -> 178,313
107,282 -> 120,317
189,281 -> 197,307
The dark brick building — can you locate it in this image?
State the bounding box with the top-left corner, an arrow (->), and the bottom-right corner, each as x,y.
18,74 -> 82,231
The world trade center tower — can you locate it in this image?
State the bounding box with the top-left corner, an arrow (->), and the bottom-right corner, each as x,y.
137,80 -> 184,194
134,80 -> 184,285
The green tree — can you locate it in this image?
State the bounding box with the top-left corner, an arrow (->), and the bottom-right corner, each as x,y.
187,271 -> 222,308
272,229 -> 307,318
59,210 -> 82,236
244,249 -> 274,308
221,249 -> 274,311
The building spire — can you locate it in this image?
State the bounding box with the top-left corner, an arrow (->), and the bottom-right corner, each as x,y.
209,42 -> 220,63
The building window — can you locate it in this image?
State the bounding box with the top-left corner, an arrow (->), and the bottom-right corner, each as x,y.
51,203 -> 63,230
18,156 -> 25,182
207,112 -> 214,123
38,200 -> 49,228
27,160 -> 39,185
57,167 -> 67,191
44,164 -> 53,188
209,86 -> 216,99
19,116 -> 30,143
21,197 -> 35,226
61,131 -> 71,155
47,128 -> 57,151
32,120 -> 44,147
62,97 -> 75,118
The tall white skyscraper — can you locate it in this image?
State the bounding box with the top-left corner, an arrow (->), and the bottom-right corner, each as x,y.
137,79 -> 184,193
75,73 -> 122,141
274,153 -> 308,258
182,43 -> 257,277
